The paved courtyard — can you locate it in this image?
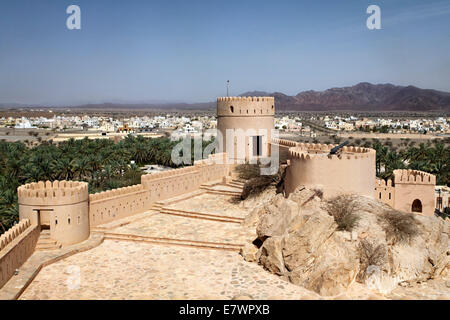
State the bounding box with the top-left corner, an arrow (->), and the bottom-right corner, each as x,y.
20,240 -> 318,300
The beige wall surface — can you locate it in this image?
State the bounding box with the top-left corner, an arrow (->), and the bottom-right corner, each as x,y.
0,220 -> 39,288
89,185 -> 149,227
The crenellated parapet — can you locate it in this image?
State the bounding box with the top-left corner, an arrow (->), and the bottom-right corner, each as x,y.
393,169 -> 436,185
217,96 -> 275,117
18,181 -> 89,206
0,219 -> 31,251
288,144 -> 375,161
89,184 -> 146,203
375,178 -> 393,188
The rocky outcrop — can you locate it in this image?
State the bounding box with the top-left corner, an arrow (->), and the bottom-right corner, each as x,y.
241,186 -> 450,298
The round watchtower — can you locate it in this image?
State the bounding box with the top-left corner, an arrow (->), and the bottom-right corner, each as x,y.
284,143 -> 376,198
217,96 -> 275,162
18,181 -> 90,246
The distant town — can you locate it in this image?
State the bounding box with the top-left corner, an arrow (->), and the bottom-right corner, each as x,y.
0,109 -> 448,145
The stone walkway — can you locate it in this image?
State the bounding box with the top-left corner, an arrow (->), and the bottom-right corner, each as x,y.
19,240 -> 319,300
110,211 -> 254,245
166,193 -> 247,219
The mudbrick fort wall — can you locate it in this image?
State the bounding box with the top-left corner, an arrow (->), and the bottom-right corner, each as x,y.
0,96 -> 439,291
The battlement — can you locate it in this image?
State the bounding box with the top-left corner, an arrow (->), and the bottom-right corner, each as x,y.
271,138 -> 298,147
217,96 -> 275,116
18,181 -> 89,206
89,184 -> 146,203
0,219 -> 31,251
288,144 -> 375,160
217,96 -> 274,102
376,178 -> 393,187
393,169 -> 436,185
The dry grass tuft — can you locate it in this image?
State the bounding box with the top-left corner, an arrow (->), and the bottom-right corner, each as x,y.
357,239 -> 387,282
234,164 -> 261,180
326,194 -> 360,231
379,210 -> 420,245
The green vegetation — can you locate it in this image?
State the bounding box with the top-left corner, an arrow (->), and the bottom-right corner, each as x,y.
0,135 -> 214,233
372,140 -> 449,185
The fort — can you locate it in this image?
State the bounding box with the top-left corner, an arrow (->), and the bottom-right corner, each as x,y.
0,96 -> 441,298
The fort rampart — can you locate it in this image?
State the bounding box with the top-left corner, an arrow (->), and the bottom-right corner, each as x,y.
90,153 -> 230,227
0,219 -> 40,288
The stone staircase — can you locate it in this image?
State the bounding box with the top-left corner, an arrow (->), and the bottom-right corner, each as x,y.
158,207 -> 243,224
103,232 -> 243,252
35,230 -> 62,251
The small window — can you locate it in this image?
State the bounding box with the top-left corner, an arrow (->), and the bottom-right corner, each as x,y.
230,106 -> 234,113
68,218 -> 71,224
379,192 -> 381,199
388,193 -> 391,200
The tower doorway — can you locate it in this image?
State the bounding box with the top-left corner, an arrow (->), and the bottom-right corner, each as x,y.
33,209 -> 53,230
253,136 -> 263,157
411,199 -> 422,213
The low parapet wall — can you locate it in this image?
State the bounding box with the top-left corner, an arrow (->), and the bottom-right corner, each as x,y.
0,220 -> 40,289
89,185 -> 149,227
89,153 -> 230,227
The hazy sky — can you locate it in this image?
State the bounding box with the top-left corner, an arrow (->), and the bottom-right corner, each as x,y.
0,0 -> 449,105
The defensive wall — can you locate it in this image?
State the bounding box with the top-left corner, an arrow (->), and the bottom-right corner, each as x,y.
90,153 -> 230,227
217,97 -> 275,161
0,219 -> 40,288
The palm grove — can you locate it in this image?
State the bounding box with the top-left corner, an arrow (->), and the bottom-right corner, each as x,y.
0,135 -> 449,234
0,135 -> 214,233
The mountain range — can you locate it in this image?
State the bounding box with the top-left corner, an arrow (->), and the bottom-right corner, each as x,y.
1,83 -> 449,112
241,83 -> 450,112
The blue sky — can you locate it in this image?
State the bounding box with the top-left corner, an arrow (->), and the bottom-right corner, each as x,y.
0,0 -> 449,105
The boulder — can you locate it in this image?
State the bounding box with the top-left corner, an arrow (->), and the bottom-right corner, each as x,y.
258,236 -> 286,275
240,243 -> 259,262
